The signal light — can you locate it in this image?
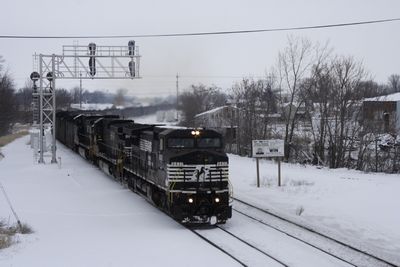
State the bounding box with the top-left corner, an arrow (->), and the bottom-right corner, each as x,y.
215,197 -> 220,203
88,43 -> 96,77
30,72 -> 40,82
188,197 -> 194,204
129,61 -> 135,77
89,57 -> 96,77
128,40 -> 135,56
88,43 -> 96,56
46,72 -> 53,82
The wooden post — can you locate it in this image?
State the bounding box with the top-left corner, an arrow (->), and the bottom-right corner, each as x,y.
278,158 -> 281,187
256,158 -> 260,188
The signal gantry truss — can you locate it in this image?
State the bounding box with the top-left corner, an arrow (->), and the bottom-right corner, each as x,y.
33,42 -> 142,163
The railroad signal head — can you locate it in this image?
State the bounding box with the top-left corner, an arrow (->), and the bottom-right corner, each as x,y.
128,40 -> 135,56
89,57 -> 96,77
46,72 -> 54,82
128,61 -> 135,77
30,71 -> 40,82
88,43 -> 96,56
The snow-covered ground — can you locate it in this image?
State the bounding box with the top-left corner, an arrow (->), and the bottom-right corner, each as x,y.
1,113 -> 399,266
0,137 -> 237,267
229,155 -> 400,265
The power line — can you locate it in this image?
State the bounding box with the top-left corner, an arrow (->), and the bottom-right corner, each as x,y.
1,18 -> 399,39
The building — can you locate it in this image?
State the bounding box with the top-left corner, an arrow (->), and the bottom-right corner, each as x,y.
363,92 -> 400,133
194,106 -> 239,152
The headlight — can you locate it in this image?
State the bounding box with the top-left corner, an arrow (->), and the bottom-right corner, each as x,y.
215,197 -> 220,203
188,197 -> 194,204
191,130 -> 201,136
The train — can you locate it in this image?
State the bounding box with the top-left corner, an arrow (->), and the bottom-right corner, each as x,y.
55,111 -> 232,224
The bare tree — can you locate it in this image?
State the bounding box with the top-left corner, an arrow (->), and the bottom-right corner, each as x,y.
70,87 -> 81,103
388,74 -> 400,93
56,88 -> 73,110
277,36 -> 316,161
114,88 -> 127,106
326,56 -> 366,168
302,63 -> 333,164
230,77 -> 278,155
0,56 -> 16,136
179,84 -> 226,126
15,86 -> 33,112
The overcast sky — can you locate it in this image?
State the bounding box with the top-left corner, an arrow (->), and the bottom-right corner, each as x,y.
1,0 -> 399,97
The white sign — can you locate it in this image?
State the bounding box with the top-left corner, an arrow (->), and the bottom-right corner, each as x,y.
252,139 -> 284,158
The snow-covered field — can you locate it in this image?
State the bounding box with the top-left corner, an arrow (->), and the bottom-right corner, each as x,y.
1,113 -> 399,266
229,155 -> 400,265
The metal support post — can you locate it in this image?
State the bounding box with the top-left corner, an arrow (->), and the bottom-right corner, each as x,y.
51,54 -> 57,163
39,54 -> 44,164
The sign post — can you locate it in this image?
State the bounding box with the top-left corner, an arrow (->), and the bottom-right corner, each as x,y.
256,158 -> 260,187
278,158 -> 281,186
252,139 -> 284,187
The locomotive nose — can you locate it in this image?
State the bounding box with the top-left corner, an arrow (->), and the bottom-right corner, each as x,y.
198,204 -> 210,215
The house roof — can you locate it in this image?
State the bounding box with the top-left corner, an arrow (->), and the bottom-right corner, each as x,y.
363,92 -> 400,102
195,105 -> 237,118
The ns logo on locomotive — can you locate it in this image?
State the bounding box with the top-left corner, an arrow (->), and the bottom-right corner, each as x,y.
56,112 -> 232,224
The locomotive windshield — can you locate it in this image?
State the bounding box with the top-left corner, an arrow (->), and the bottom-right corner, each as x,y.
168,138 -> 195,148
167,137 -> 221,148
197,137 -> 221,148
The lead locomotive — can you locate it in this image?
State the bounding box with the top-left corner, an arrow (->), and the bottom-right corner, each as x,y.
56,111 -> 232,224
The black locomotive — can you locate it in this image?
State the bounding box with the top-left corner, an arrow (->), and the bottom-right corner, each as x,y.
56,111 -> 232,224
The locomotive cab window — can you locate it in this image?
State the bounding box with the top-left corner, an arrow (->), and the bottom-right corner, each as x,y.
197,137 -> 221,148
167,138 -> 194,148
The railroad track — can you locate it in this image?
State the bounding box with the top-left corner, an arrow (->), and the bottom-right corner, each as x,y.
186,225 -> 288,267
233,197 -> 397,267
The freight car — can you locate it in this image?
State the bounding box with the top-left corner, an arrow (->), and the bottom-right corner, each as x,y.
56,112 -> 232,224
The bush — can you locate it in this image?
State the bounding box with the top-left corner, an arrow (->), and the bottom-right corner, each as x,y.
19,223 -> 33,234
0,234 -> 12,249
0,220 -> 33,250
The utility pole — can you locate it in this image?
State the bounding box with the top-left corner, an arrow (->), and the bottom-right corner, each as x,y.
176,73 -> 179,120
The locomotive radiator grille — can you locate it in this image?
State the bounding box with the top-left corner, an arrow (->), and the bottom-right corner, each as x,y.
167,164 -> 229,183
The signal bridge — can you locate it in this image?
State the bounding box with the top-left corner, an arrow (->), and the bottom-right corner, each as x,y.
32,41 -> 141,164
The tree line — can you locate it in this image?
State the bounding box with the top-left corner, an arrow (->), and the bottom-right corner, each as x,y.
179,37 -> 400,173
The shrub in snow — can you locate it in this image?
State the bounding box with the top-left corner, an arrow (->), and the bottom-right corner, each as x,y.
0,220 -> 33,250
0,234 -> 12,249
